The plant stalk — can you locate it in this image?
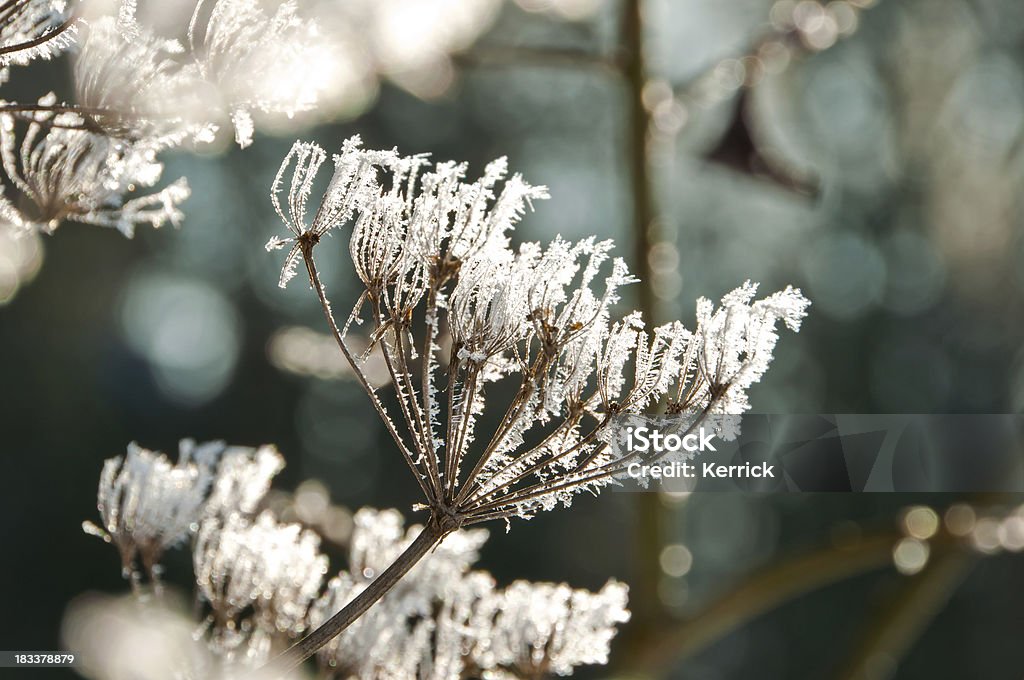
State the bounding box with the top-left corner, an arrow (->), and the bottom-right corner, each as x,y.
260,517 -> 445,677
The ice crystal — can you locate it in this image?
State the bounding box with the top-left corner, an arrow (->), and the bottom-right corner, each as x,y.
0,95 -> 189,235
266,136 -> 810,526
309,508 -> 628,679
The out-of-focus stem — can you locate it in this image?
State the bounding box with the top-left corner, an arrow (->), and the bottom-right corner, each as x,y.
620,0 -> 666,634
833,550 -> 975,680
624,528 -> 969,675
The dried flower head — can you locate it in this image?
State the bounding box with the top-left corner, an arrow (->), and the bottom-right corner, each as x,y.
74,16 -> 213,143
188,0 -> 330,147
82,441 -> 214,579
0,94 -> 189,235
265,135 -> 809,529
194,511 -> 328,664
83,439 -> 285,585
474,579 -> 630,677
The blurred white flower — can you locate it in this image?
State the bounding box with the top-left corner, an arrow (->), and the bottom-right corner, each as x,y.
0,94 -> 189,236
194,511 -> 328,663
475,579 -> 630,677
63,592 -> 216,680
0,223 -> 43,304
83,439 -> 285,584
83,441 -> 215,580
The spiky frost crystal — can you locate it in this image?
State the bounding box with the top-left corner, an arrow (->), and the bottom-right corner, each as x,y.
266,136 -> 810,526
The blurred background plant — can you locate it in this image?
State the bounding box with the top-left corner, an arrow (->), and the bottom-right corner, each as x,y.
4,0 -> 1024,678
70,441 -> 630,679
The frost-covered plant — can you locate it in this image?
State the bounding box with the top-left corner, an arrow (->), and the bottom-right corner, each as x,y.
262,136 -> 809,669
310,508 -> 629,680
195,511 -> 328,665
475,580 -> 630,678
0,0 -> 344,253
72,0 -> 330,148
82,440 -> 215,584
0,94 -> 190,235
79,445 -> 630,679
83,439 -> 284,589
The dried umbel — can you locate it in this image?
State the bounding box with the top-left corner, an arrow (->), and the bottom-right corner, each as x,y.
83,439 -> 285,588
0,95 -> 190,235
195,511 -> 328,665
82,441 -> 215,581
263,136 -> 809,669
69,0 -> 333,148
266,136 -> 809,527
80,448 -> 632,680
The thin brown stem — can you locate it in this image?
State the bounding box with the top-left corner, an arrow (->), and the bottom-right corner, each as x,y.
301,246 -> 432,500
447,365 -> 480,501
459,413 -> 599,513
419,287 -> 444,497
259,517 -> 446,677
833,550 -> 975,680
371,299 -> 436,497
620,528 -> 968,675
0,16 -> 76,56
